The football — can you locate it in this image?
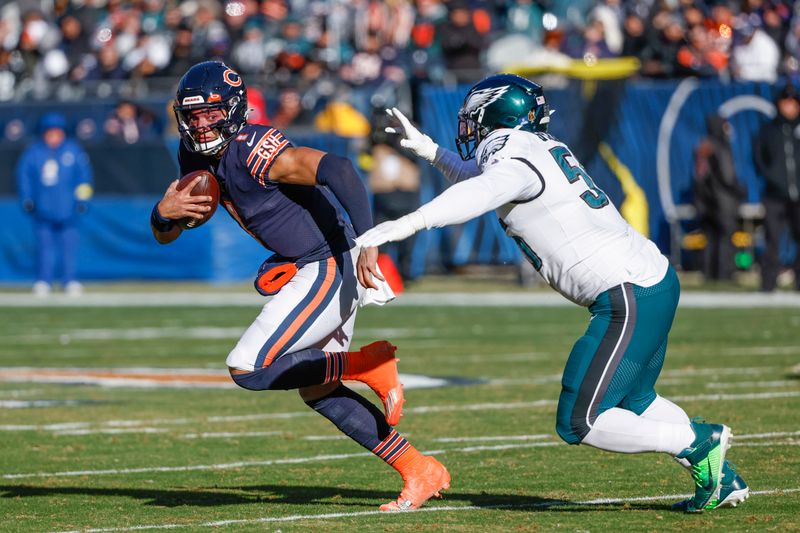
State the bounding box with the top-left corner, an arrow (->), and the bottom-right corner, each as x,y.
175,170 -> 220,229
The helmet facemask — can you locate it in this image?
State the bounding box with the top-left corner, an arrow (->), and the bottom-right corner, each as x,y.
456,108 -> 490,161
174,95 -> 247,155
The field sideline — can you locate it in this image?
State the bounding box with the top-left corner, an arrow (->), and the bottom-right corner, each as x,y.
0,289 -> 799,307
0,293 -> 798,532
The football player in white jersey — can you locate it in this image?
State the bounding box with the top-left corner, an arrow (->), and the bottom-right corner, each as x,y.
355,74 -> 749,512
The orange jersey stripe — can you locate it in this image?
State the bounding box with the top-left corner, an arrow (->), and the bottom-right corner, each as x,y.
262,257 -> 337,367
258,139 -> 289,185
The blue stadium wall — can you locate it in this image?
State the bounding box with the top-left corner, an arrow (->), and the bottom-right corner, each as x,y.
0,78 -> 785,283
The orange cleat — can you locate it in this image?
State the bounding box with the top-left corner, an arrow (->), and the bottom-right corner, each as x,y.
343,340 -> 404,426
380,456 -> 451,511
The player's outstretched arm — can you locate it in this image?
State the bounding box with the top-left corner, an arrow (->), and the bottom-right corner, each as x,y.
355,160 -> 529,288
150,175 -> 212,244
385,107 -> 479,184
357,160 -> 538,250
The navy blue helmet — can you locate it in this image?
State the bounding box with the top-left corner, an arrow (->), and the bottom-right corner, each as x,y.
173,61 -> 248,155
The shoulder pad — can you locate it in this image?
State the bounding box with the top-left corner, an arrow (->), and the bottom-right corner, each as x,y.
476,128 -> 531,169
237,125 -> 292,183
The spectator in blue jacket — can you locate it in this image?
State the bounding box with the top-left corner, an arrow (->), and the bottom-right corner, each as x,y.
16,112 -> 94,296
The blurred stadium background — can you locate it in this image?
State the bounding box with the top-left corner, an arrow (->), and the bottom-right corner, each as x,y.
0,0 -> 798,286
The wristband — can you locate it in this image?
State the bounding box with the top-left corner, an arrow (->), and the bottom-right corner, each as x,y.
150,203 -> 175,232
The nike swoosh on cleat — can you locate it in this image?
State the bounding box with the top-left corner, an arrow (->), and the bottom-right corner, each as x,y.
386,390 -> 397,412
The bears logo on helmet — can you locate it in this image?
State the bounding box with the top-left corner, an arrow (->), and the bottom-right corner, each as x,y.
222,68 -> 242,87
173,61 -> 249,155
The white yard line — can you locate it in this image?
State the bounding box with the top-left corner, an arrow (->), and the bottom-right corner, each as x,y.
2,291 -> 800,308
660,366 -> 780,377
433,434 -> 552,443
737,440 -> 800,447
47,428 -> 800,442
0,368 -> 450,390
435,353 -> 551,363
2,452 -> 375,480
3,389 -> 800,434
0,378 -> 237,390
53,428 -> 351,440
182,431 -> 346,441
0,412 -> 314,432
737,430 -> 800,439
406,399 -> 558,413
0,364 -> 789,391
49,488 -> 800,533
6,434 -> 800,481
490,365 -> 792,387
54,428 -> 170,436
0,388 -> 44,398
53,327 -> 245,342
487,374 -> 562,386
11,326 -> 437,344
723,346 -> 800,356
0,400 -> 86,408
671,391 -> 800,402
707,380 -> 799,389
2,441 -> 563,480
0,366 -> 225,375
180,430 -> 283,439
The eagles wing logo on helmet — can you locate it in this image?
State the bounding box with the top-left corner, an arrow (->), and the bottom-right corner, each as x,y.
464,85 -> 510,115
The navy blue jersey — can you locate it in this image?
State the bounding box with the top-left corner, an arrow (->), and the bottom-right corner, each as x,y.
178,124 -> 355,263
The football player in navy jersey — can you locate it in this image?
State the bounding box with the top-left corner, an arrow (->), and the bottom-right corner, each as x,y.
150,61 -> 449,511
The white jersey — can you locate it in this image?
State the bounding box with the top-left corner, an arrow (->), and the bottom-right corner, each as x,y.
421,128 -> 668,306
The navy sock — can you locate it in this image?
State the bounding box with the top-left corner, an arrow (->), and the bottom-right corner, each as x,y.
232,348 -> 347,391
306,384 -> 411,465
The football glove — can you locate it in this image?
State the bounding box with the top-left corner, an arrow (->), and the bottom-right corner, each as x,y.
385,107 -> 438,162
356,211 -> 426,248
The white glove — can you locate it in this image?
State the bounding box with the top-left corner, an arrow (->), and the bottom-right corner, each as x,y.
356,212 -> 426,248
385,107 -> 438,162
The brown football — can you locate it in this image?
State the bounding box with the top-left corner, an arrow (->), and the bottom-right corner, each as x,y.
175,170 -> 220,229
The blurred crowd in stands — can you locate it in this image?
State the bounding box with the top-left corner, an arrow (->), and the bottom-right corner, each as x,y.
4,0 -> 798,289
2,0 -> 800,118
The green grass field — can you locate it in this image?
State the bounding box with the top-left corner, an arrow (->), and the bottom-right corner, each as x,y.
0,298 -> 798,532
